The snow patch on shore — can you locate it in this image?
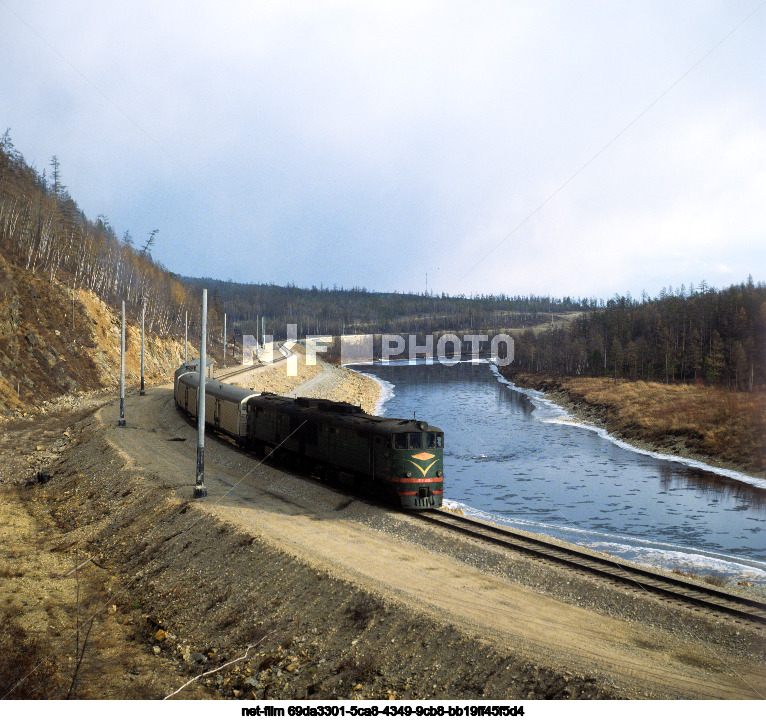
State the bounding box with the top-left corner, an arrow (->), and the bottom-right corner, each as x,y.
442,499 -> 766,586
344,364 -> 395,416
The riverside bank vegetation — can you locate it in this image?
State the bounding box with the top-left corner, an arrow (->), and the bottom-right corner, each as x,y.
506,372 -> 766,476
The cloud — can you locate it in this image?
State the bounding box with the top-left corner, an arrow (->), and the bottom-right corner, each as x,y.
1,0 -> 764,298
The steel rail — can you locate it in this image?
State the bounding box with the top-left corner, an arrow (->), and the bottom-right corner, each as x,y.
215,342 -> 291,382
421,509 -> 766,625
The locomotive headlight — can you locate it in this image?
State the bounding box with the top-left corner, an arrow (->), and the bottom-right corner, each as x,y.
437,470 -> 443,477
406,472 -> 412,478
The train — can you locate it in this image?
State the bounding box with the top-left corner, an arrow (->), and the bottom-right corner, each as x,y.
173,363 -> 444,509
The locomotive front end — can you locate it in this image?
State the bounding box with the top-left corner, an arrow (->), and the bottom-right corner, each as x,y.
385,422 -> 444,509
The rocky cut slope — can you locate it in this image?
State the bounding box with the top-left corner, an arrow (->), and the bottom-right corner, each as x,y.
0,254 -> 193,416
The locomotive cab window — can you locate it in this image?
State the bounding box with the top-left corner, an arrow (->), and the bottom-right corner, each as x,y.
426,432 -> 443,449
395,432 -> 433,449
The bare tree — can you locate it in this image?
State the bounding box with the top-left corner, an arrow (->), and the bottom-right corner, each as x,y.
140,228 -> 158,257
49,155 -> 66,198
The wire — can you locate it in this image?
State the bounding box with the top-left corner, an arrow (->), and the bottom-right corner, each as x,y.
0,0 -> 198,182
457,0 -> 766,284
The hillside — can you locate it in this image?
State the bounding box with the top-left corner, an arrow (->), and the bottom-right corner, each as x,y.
509,280 -> 766,388
186,275 -> 591,340
0,254 -> 192,415
0,133 -> 223,414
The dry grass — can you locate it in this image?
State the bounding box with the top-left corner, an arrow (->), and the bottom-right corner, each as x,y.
513,374 -> 766,474
0,564 -> 24,578
345,597 -> 385,630
336,651 -> 381,683
0,609 -> 61,699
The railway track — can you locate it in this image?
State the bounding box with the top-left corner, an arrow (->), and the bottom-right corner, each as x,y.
216,365 -> 260,382
215,343 -> 291,382
421,509 -> 766,625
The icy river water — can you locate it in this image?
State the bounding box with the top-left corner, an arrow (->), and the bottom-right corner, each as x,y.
352,359 -> 766,586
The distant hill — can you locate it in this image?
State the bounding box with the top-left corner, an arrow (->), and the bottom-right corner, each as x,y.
183,275 -> 591,340
508,280 -> 766,389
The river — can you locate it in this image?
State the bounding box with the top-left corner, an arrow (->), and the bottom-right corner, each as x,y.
352,359 -> 766,587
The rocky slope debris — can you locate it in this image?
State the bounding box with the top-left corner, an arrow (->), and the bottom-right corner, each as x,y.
0,256 -> 191,416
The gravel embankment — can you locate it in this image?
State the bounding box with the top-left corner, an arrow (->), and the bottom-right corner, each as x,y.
222,348 -> 380,415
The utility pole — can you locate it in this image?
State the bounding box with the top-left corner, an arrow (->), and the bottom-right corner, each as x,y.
140,304 -> 146,396
194,289 -> 208,498
184,310 -> 188,365
223,312 -> 227,367
118,301 -> 126,427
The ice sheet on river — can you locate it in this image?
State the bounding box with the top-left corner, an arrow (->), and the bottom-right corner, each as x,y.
488,363 -> 766,492
443,498 -> 766,586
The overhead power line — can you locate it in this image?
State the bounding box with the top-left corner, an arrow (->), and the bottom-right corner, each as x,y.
457,0 -> 766,284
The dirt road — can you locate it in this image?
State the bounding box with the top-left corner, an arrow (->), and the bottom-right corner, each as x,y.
98,381 -> 765,700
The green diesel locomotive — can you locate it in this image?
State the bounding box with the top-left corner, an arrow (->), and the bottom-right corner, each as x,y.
246,393 -> 444,509
174,368 -> 443,509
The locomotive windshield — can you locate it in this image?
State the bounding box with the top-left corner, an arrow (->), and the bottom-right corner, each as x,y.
393,432 -> 443,449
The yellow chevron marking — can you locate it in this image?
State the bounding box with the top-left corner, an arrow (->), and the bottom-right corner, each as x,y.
406,458 -> 438,477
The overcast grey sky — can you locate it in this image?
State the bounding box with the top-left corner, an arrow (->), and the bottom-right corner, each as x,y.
2,0 -> 764,299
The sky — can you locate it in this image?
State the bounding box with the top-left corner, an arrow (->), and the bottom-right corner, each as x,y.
1,0 -> 764,300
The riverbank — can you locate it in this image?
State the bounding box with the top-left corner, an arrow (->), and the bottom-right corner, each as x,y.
502,371 -> 766,479
222,345 -> 380,414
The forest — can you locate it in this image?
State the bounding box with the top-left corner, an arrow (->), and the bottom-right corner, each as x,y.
510,281 -> 766,390
183,276 -> 592,340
